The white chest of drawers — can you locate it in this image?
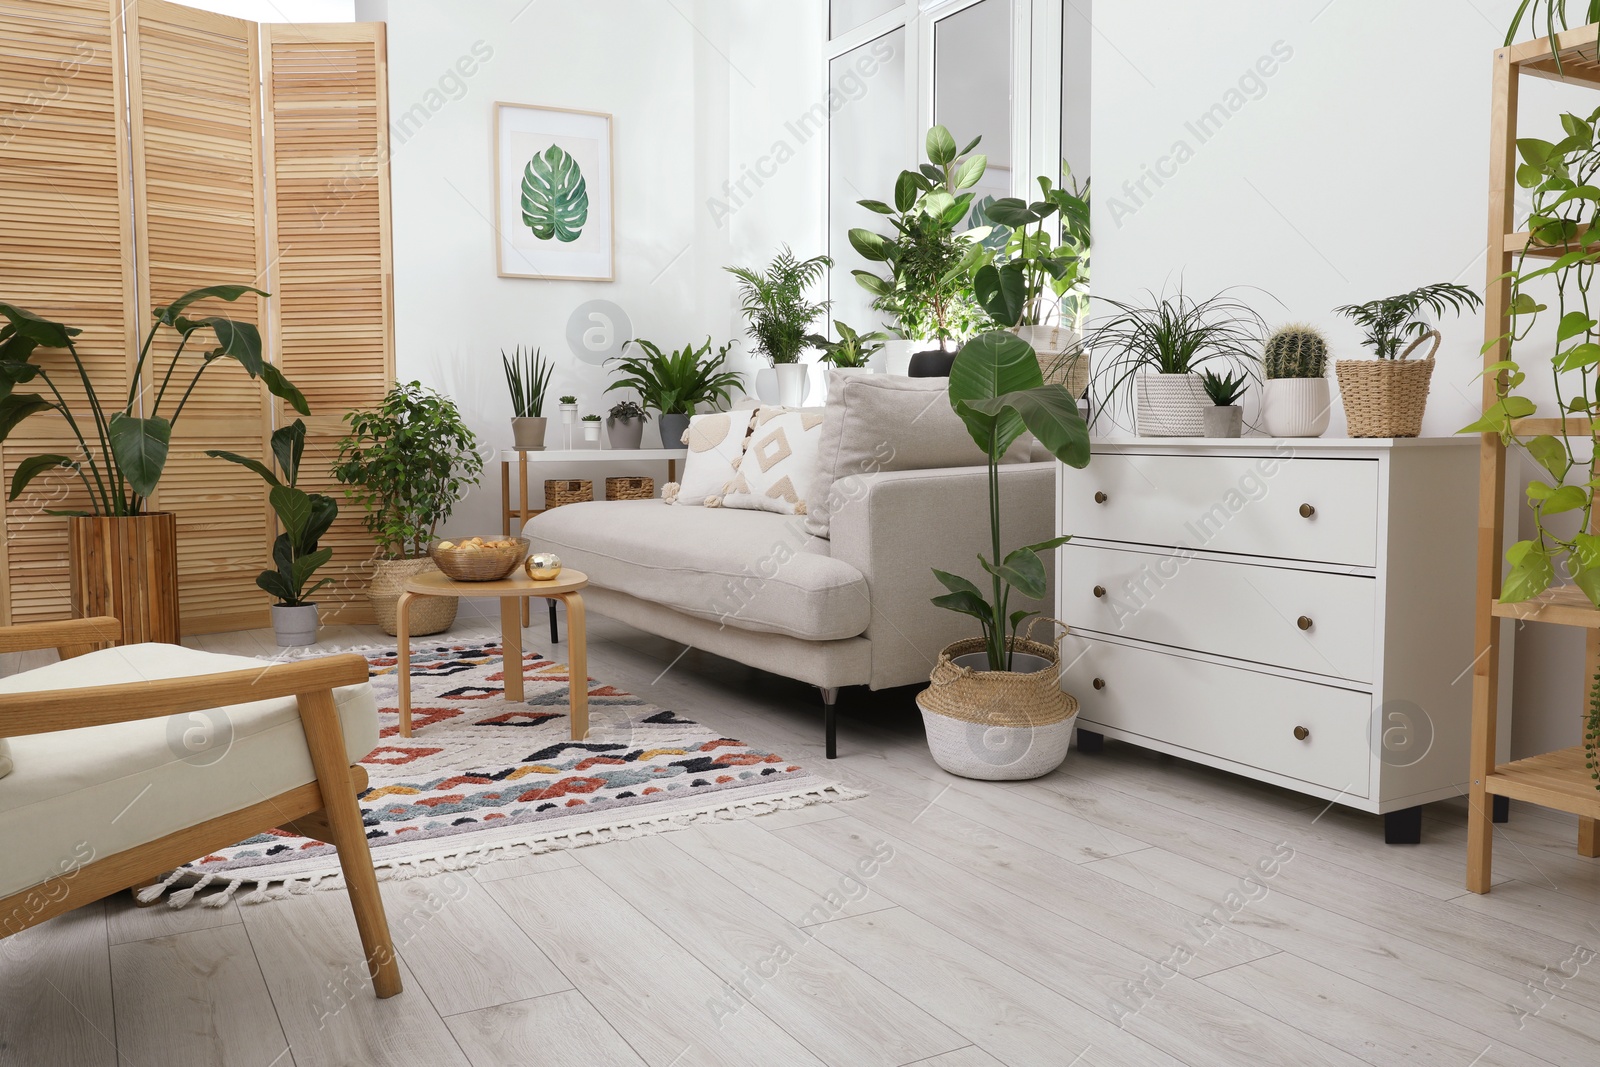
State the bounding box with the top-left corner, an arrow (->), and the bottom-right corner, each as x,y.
1056,438 -> 1481,840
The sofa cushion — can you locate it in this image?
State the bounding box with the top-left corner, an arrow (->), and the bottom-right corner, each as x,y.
670,409 -> 757,506
718,406 -> 827,515
525,500 -> 870,640
0,643 -> 378,900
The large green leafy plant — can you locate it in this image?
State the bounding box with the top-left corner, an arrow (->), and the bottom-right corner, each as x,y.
806,320 -> 888,369
332,382 -> 483,560
606,338 -> 743,415
521,145 -> 589,243
971,168 -> 1091,331
208,420 -> 337,607
931,331 -> 1090,671
0,287 -> 306,515
725,247 -> 832,365
849,126 -> 990,344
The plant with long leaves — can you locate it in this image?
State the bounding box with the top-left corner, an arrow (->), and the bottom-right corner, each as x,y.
805,320 -> 888,369
1505,1 -> 1600,73
0,287 -> 307,515
971,166 -> 1091,332
1462,106 -> 1600,607
207,420 -> 337,607
1334,283 -> 1482,360
849,125 -> 992,344
502,345 -> 554,418
332,382 -> 483,560
1088,286 -> 1267,429
725,247 -> 832,365
932,331 -> 1090,671
606,337 -> 743,416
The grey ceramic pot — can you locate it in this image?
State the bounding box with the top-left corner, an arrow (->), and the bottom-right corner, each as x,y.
271,603 -> 319,647
607,416 -> 645,450
658,412 -> 691,449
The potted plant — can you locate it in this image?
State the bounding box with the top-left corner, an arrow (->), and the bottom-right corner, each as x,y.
971,167 -> 1092,397
1261,324 -> 1332,437
918,331 -> 1088,780
849,125 -> 990,376
1089,287 -> 1265,437
606,399 -> 648,450
0,286 -> 307,645
726,247 -> 831,407
806,319 -> 888,378
1199,369 -> 1248,438
207,420 -> 337,646
581,413 -> 602,443
559,395 -> 578,423
1334,282 -> 1483,438
503,345 -> 554,451
606,337 -> 743,449
333,381 -> 483,636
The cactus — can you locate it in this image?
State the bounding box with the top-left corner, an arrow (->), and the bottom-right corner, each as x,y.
1262,324 -> 1328,379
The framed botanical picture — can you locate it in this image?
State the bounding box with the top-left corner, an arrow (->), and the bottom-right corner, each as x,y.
493,102 -> 614,281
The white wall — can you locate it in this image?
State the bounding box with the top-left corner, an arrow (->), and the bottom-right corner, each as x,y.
360,0 -> 825,538
1090,0 -> 1586,758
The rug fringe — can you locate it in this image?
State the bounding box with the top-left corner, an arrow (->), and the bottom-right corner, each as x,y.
146,782 -> 866,909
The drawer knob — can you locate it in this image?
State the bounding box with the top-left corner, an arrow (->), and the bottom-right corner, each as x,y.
1299,503 -> 1316,519
1294,725 -> 1310,741
1092,677 -> 1106,690
1093,585 -> 1107,599
1297,615 -> 1313,631
1094,491 -> 1108,504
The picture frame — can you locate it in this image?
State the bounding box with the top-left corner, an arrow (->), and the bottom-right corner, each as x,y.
493,102 -> 614,281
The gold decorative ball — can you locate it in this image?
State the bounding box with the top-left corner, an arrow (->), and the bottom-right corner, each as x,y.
524,551 -> 562,581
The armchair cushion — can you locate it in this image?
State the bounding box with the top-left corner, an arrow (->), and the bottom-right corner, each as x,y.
0,643 -> 377,899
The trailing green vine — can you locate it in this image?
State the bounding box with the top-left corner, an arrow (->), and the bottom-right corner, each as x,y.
1588,668 -> 1600,789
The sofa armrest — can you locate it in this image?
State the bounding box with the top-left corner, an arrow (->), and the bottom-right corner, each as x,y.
829,461 -> 1057,689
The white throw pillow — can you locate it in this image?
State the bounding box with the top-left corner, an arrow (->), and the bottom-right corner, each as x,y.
0,738 -> 10,779
718,406 -> 826,515
664,409 -> 757,506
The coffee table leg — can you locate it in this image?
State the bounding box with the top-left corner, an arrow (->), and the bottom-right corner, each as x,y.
561,591 -> 588,741
501,596 -> 525,705
397,591 -> 414,738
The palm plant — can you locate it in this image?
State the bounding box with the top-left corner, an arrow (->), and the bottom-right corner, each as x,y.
606,338 -> 743,415
0,286 -> 307,514
725,247 -> 832,365
502,345 -> 554,417
805,320 -> 888,369
1334,283 -> 1483,360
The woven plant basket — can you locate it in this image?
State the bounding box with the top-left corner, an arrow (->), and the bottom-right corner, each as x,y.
370,556 -> 457,637
1135,372 -> 1207,436
1336,331 -> 1437,438
545,479 -> 593,509
1013,324 -> 1090,398
606,476 -> 655,501
915,619 -> 1079,781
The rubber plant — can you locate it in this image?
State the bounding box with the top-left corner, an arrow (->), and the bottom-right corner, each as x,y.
971,167 -> 1092,332
932,331 -> 1090,671
725,247 -> 832,365
0,286 -> 307,514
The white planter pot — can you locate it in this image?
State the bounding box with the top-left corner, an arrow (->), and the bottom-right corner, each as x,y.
582,422 -> 601,443
774,362 -> 809,407
1135,373 -> 1207,437
559,404 -> 578,425
880,339 -> 919,376
271,603 -> 319,647
1261,377 -> 1332,437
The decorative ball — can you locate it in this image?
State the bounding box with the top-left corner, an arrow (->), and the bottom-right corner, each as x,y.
524,552 -> 563,581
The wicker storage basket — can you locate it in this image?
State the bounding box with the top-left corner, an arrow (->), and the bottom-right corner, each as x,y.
545,479 -> 593,509
1013,324 -> 1090,398
915,619 -> 1078,781
430,537 -> 529,581
1337,354 -> 1434,438
606,476 -> 655,501
1135,373 -> 1207,436
370,557 -> 457,637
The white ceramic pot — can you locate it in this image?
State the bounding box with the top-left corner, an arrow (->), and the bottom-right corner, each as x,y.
1135,373 -> 1207,437
1261,377 -> 1332,438
774,362 -> 809,407
559,404 -> 578,425
582,421 -> 601,443
1202,405 -> 1243,438
271,603 -> 319,647
880,338 -> 919,376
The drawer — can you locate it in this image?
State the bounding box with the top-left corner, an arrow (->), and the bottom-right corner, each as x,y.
1060,544 -> 1376,682
1063,637 -> 1372,797
1061,452 -> 1380,567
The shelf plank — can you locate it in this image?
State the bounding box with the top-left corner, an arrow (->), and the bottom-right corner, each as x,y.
1507,417 -> 1595,436
1484,746 -> 1600,819
1491,585 -> 1600,628
1502,227 -> 1599,258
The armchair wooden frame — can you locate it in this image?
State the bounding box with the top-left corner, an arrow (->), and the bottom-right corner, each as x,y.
0,617 -> 402,999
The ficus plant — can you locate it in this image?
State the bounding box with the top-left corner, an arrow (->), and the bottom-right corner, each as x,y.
0,287 -> 307,515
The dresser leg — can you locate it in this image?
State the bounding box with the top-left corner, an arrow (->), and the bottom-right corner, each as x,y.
1493,795 -> 1510,824
1384,805 -> 1423,845
1076,728 -> 1104,754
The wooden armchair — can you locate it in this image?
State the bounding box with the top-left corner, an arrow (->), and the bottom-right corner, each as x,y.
0,617 -> 401,999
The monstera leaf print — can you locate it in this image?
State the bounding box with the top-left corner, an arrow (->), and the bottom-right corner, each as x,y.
521,144 -> 589,242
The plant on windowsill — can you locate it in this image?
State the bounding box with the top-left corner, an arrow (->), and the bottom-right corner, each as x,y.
1198,368 -> 1248,439
1260,324 -> 1332,438
503,344 -> 554,451
726,246 -> 832,406
1334,282 -> 1482,438
333,381 -> 483,637
207,419 -> 337,647
607,337 -> 743,449
606,399 -> 648,450
805,320 -> 887,375
916,331 -> 1089,781
0,286 -> 307,645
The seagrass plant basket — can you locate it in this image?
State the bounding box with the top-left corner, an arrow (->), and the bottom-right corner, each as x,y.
370,556 -> 456,637
916,618 -> 1079,781
1336,331 -> 1437,438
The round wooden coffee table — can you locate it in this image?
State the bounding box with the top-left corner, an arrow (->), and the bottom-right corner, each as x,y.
394,567 -> 589,740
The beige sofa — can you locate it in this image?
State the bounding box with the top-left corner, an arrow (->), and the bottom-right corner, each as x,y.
525,377 -> 1055,757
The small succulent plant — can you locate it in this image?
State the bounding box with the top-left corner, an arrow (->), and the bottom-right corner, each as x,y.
1262,324 -> 1328,379
1200,368 -> 1249,406
559,395 -> 577,405
581,413 -> 601,422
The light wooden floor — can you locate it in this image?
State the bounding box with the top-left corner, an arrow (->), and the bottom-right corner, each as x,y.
4,603 -> 1600,1067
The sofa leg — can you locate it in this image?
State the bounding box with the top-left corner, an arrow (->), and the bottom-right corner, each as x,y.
821,687 -> 838,759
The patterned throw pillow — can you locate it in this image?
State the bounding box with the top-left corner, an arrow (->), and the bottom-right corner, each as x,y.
716,406 -> 826,515
662,409 -> 757,506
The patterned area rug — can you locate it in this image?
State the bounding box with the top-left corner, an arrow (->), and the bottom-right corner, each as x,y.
145,642 -> 860,907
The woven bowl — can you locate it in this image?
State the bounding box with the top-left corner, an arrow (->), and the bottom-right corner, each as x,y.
429,536 -> 529,581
